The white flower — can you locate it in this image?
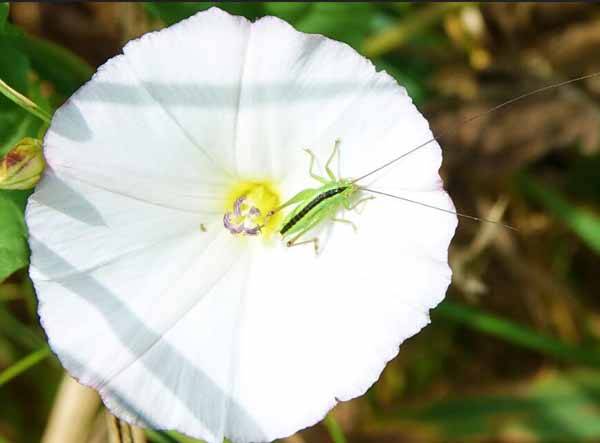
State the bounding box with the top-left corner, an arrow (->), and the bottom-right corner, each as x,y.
26,8 -> 456,443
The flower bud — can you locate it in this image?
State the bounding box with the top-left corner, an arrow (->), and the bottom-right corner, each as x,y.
0,137 -> 45,190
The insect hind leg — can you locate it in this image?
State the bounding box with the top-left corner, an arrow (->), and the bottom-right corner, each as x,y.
286,233 -> 320,255
285,214 -> 325,255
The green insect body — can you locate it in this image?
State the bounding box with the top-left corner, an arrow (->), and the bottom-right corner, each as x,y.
272,141 -> 373,252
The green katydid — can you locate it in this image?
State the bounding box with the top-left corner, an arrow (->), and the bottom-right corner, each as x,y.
267,72 -> 600,253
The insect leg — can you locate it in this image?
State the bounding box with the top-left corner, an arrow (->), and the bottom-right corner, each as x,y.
324,139 -> 341,181
284,211 -> 326,254
304,149 -> 329,184
331,217 -> 357,232
344,196 -> 375,213
286,234 -> 320,254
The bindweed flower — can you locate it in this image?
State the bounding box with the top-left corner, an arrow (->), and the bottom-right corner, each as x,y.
26,8 -> 456,443
0,137 -> 44,190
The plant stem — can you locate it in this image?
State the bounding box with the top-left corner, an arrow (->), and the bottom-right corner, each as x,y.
362,2 -> 475,57
323,414 -> 347,443
0,78 -> 52,123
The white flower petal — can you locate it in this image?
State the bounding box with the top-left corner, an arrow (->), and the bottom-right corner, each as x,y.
45,40 -> 230,214
233,15 -> 442,195
34,229 -> 253,442
121,8 -> 252,173
27,171 -> 203,281
234,190 -> 456,440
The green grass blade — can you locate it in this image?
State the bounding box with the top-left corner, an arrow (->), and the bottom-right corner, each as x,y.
0,346 -> 51,387
0,303 -> 46,350
0,78 -> 51,123
324,414 -> 347,443
375,369 -> 600,442
519,174 -> 600,255
145,430 -> 189,443
0,3 -> 8,31
435,301 -> 600,367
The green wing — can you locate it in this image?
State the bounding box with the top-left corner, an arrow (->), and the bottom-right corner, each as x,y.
280,193 -> 344,239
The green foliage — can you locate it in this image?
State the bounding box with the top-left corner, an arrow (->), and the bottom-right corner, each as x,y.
7,33 -> 93,97
290,3 -> 380,49
146,430 -> 201,443
0,3 -> 8,31
262,2 -> 311,23
0,346 -> 50,387
362,2 -> 471,57
0,191 -> 29,282
323,415 -> 347,443
377,370 -> 600,442
0,41 -> 34,153
0,46 -> 43,281
0,302 -> 45,350
436,301 -> 600,367
144,2 -> 265,25
0,9 -> 87,282
519,174 -> 600,255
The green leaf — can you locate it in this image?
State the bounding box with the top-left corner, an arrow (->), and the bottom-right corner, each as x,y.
0,41 -> 30,111
0,3 -> 8,31
376,369 -> 600,442
0,39 -> 47,154
374,60 -> 427,105
144,2 -> 265,26
519,174 -> 600,255
0,191 -> 29,282
263,3 -> 312,23
4,31 -> 92,97
293,3 -> 379,48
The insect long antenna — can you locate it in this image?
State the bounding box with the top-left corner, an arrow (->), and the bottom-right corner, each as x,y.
361,187 -> 518,231
352,71 -> 600,184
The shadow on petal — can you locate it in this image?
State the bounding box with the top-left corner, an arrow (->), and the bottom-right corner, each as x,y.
31,168 -> 108,227
33,239 -> 266,441
49,99 -> 93,142
73,81 -> 398,107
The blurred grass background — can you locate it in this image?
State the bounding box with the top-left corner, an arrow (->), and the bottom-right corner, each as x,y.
2,2 -> 600,443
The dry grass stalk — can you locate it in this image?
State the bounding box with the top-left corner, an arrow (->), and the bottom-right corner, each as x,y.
41,374 -> 101,443
105,410 -> 146,443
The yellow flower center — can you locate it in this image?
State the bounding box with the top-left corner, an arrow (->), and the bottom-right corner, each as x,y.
223,180 -> 282,240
